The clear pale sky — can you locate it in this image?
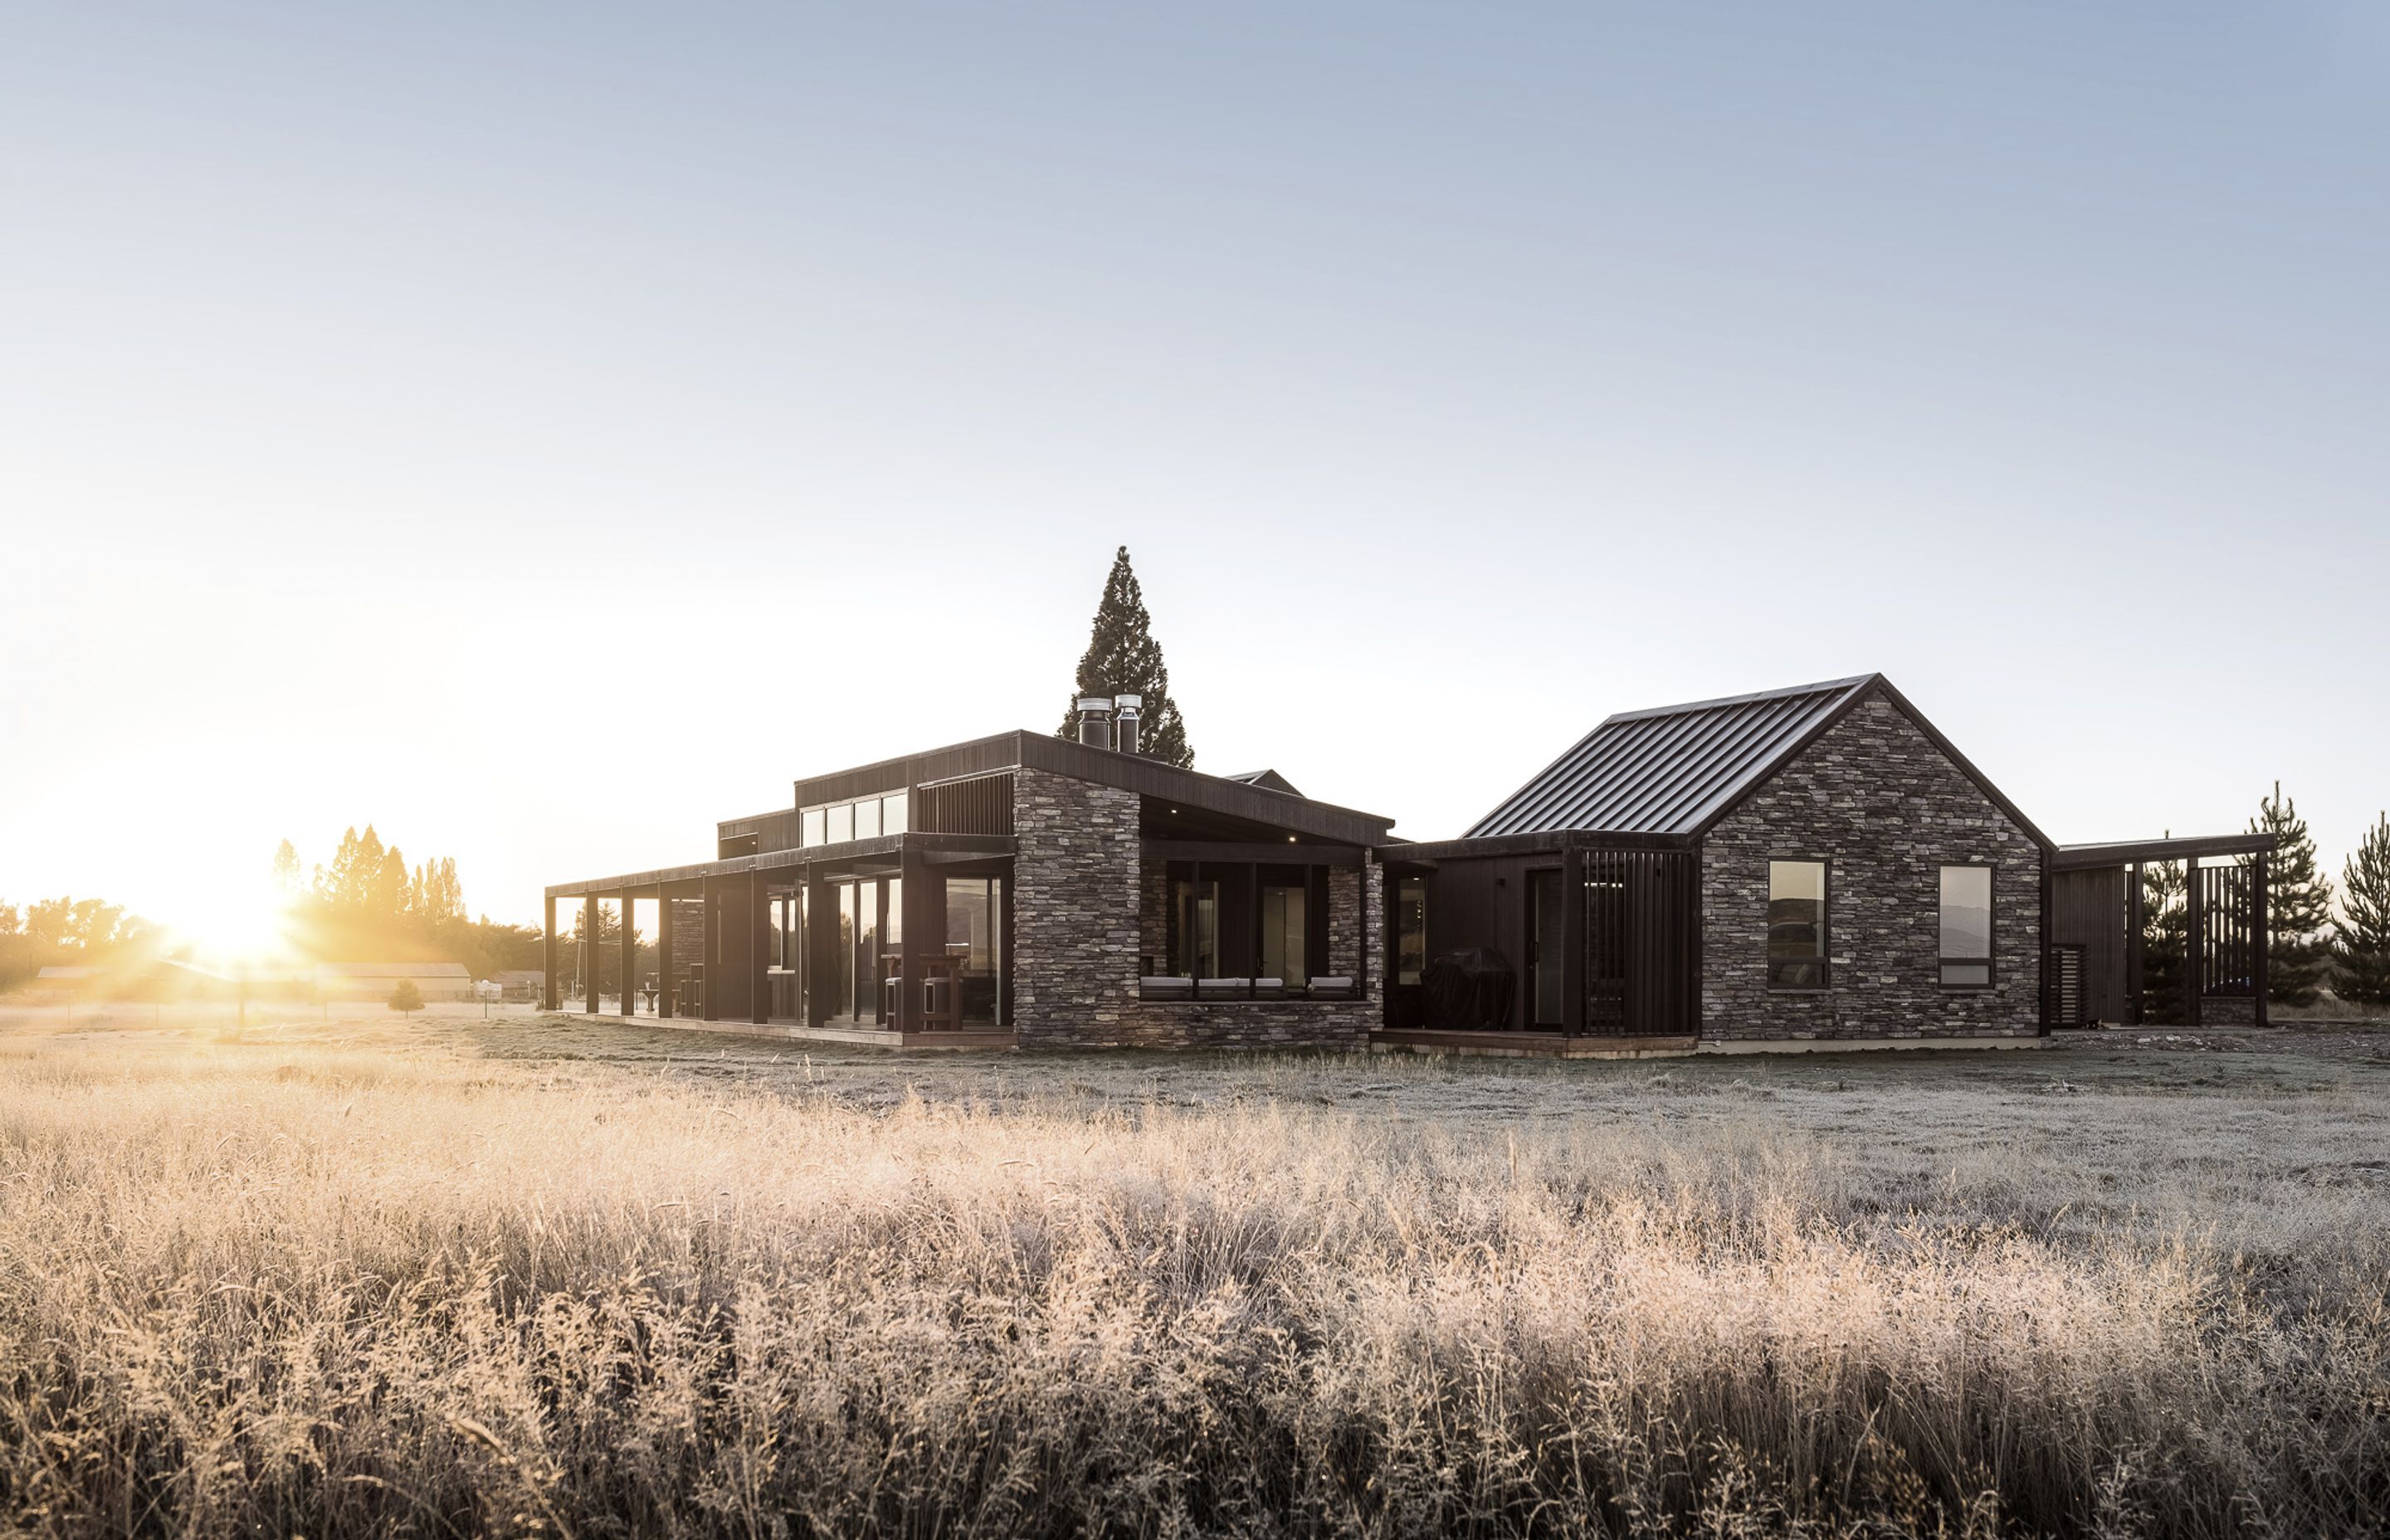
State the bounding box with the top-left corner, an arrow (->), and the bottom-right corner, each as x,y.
4,2 -> 2385,934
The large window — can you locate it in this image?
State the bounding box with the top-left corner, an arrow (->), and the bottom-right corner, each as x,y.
1939,865 -> 1993,987
1529,869 -> 1564,1026
1396,875 -> 1427,987
1163,861 -> 1328,986
1261,880 -> 1309,987
800,792 -> 910,847
1768,860 -> 1828,988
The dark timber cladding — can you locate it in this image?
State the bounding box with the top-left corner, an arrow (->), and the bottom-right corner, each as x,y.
1382,841 -> 1699,1038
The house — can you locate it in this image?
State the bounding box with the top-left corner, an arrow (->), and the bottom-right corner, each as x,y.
545,694 -> 1392,1049
544,675 -> 2267,1053
1383,675 -> 2267,1053
314,962 -> 474,1001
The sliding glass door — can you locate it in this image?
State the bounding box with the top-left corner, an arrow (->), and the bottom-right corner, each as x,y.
944,876 -> 1004,1024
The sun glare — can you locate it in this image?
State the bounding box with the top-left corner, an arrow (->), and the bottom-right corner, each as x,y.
168,877 -> 300,967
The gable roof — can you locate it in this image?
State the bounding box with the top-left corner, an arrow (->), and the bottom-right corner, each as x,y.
1223,768 -> 1304,797
1464,674 -> 2050,847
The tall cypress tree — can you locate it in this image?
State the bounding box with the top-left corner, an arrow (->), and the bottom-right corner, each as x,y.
2250,781 -> 2335,1006
1058,546 -> 1194,768
2334,812 -> 2390,1011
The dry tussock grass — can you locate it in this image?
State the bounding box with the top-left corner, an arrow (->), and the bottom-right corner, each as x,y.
1,1027 -> 2385,1538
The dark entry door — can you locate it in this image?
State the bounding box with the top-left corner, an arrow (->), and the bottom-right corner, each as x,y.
1527,870 -> 1564,1027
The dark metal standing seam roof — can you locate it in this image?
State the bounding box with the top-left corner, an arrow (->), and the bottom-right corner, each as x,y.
1464,676 -> 1880,837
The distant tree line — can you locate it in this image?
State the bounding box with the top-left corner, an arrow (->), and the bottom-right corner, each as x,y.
0,899 -> 158,993
274,826 -> 545,982
2139,784 -> 2390,1021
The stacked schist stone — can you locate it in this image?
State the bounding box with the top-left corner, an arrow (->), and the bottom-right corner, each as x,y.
1012,764 -> 1379,1050
1009,767 -> 1142,1047
1698,694 -> 2043,1044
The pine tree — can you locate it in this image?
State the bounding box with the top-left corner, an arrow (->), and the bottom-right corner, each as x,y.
369,845 -> 411,924
1058,546 -> 1194,768
2139,858 -> 2188,1024
2248,782 -> 2334,1006
388,978 -> 424,1016
271,840 -> 300,893
2334,811 -> 2390,1011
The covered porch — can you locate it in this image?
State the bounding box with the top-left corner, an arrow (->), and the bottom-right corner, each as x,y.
1372,831 -> 1702,1054
544,831 -> 1017,1048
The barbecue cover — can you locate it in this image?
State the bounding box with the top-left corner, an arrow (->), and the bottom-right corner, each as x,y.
1420,947 -> 1517,1030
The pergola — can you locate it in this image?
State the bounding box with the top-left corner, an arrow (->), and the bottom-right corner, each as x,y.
2050,832 -> 2275,1026
542,831 -> 1015,1035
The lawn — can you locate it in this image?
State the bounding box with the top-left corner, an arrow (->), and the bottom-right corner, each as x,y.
2,1008 -> 2385,1538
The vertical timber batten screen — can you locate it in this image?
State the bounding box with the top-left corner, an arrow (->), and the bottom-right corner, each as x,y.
2196,862 -> 2259,1001
1583,849 -> 1700,1036
916,772 -> 1016,837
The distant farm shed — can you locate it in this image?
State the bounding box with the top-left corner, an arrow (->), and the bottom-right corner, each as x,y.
29,965 -> 109,1003
315,962 -> 473,1001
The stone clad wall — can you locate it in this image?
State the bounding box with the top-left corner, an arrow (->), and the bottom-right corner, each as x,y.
1011,760 -> 1382,1050
1699,692 -> 2043,1042
1123,862 -> 1381,1050
1009,768 -> 1142,1047
1139,855 -> 1168,974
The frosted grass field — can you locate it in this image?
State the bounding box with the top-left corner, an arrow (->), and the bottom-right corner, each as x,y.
2,1009 -> 2385,1538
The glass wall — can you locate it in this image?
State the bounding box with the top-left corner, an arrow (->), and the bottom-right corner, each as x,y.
854,880 -> 878,1018
1163,860 -> 1334,983
836,884 -> 856,1017
944,876 -> 1004,1024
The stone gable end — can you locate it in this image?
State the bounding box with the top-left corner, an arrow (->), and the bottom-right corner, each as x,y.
1699,691 -> 2042,1041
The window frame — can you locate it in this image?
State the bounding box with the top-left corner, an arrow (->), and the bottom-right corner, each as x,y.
1766,856 -> 1832,992
1937,862 -> 1996,990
